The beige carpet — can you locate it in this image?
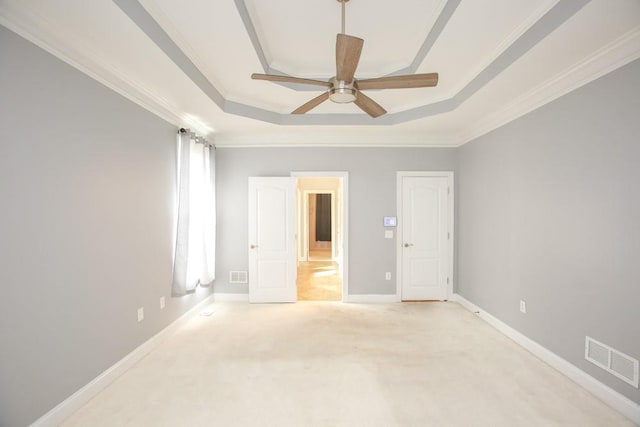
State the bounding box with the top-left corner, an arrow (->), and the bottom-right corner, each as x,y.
62,302 -> 633,426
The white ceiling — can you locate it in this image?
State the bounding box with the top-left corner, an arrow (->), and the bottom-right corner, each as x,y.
1,0 -> 639,146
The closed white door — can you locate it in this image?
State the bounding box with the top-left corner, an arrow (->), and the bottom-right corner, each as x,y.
400,174 -> 451,301
248,177 -> 296,303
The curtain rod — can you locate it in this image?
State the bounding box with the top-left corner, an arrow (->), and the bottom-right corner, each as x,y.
179,127 -> 214,148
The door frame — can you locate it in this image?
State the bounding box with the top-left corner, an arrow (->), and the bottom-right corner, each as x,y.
291,171 -> 349,302
395,171 -> 454,302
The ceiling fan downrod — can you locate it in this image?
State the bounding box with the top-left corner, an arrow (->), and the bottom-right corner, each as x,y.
338,0 -> 349,34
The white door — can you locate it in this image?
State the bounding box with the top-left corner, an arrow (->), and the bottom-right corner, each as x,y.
399,174 -> 452,301
248,177 -> 296,303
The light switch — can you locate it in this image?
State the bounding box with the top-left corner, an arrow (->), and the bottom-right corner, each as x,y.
385,230 -> 393,239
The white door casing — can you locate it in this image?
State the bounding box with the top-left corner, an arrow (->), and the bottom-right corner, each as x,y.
397,172 -> 453,301
248,177 -> 296,303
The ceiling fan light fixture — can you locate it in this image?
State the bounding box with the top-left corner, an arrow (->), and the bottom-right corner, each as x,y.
329,77 -> 357,103
329,87 -> 357,103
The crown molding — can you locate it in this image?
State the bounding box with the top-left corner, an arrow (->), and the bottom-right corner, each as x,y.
213,134 -> 457,148
455,26 -> 640,146
0,2 -> 211,137
138,0 -> 227,99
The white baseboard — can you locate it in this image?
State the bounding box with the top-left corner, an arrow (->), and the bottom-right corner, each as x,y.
211,293 -> 400,303
30,294 -> 215,427
451,293 -> 640,424
212,293 -> 401,304
213,292 -> 249,302
344,294 -> 399,303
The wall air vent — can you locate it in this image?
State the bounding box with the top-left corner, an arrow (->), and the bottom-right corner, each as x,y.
229,271 -> 248,284
585,336 -> 639,388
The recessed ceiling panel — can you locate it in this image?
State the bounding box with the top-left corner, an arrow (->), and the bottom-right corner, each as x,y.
244,0 -> 447,78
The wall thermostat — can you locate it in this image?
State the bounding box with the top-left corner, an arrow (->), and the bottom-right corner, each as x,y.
383,216 -> 397,227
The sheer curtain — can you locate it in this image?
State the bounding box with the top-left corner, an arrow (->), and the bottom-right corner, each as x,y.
172,130 -> 216,295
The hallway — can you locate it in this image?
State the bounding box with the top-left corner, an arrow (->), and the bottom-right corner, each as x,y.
297,250 -> 341,301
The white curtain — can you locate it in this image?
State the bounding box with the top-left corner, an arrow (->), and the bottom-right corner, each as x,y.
172,130 -> 216,295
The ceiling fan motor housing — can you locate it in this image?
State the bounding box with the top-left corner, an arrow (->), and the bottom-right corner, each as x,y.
329,77 -> 357,103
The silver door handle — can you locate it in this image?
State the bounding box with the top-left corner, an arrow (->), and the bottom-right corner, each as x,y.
404,243 -> 413,247
250,244 -> 258,249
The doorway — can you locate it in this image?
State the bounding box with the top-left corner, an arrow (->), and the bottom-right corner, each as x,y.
292,172 -> 348,301
305,192 -> 335,261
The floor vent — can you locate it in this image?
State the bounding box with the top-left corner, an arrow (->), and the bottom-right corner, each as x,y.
585,336 -> 639,388
229,271 -> 248,284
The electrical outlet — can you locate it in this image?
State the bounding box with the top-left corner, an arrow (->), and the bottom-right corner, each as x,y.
160,296 -> 165,309
385,272 -> 391,280
519,300 -> 526,314
137,307 -> 144,322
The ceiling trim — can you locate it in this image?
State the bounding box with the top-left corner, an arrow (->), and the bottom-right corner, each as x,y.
115,0 -> 225,108
456,26 -> 640,145
393,0 -> 461,76
116,0 -> 591,126
0,4 -> 208,136
213,136 -> 458,148
455,0 -> 590,100
215,25 -> 640,147
137,0 -> 230,99
446,0 -> 559,97
3,0 -> 635,147
233,0 -> 270,74
233,0 -> 459,90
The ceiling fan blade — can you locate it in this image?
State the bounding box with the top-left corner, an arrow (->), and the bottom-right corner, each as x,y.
354,91 -> 387,118
292,92 -> 331,114
252,73 -> 331,88
356,73 -> 439,90
336,34 -> 364,83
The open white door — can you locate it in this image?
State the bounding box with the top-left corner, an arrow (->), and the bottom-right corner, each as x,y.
248,177 -> 296,303
398,173 -> 453,301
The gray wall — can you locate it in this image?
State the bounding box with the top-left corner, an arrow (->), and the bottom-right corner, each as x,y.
458,58 -> 640,403
215,147 -> 457,295
0,26 -> 211,426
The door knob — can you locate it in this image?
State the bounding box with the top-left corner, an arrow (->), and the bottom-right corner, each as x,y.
404,243 -> 413,247
250,244 -> 258,249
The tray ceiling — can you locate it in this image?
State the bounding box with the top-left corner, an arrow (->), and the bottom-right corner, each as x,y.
0,0 -> 639,146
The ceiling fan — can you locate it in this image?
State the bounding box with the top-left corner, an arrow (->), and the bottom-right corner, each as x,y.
251,0 -> 439,118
